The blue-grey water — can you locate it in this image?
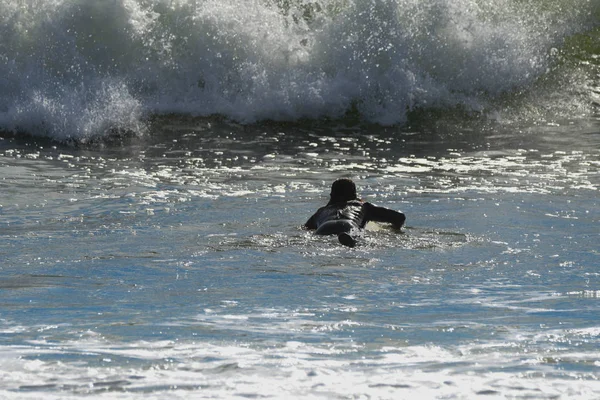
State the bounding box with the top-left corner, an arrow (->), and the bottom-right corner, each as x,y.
1,0 -> 600,398
2,115 -> 599,399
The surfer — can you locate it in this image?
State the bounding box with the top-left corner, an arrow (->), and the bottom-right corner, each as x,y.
304,178 -> 406,247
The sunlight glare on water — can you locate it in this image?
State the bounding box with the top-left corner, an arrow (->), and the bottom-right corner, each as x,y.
1,114 -> 599,398
0,0 -> 599,398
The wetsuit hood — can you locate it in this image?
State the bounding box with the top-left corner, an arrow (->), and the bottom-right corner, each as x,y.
327,178 -> 358,205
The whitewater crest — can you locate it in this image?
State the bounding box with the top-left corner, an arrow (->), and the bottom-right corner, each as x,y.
0,0 -> 597,140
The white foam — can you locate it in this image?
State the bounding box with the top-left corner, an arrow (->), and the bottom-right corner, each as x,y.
2,334 -> 600,399
0,0 -> 597,140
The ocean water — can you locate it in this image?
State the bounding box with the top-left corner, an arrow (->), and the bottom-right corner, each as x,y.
1,0 -> 600,398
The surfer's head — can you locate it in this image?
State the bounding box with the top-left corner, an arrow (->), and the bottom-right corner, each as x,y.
328,178 -> 357,204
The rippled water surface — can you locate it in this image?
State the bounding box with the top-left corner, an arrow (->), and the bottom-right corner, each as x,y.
1,114 -> 599,399
1,1 -> 599,396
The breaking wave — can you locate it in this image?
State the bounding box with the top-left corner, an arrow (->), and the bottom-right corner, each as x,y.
0,0 -> 598,140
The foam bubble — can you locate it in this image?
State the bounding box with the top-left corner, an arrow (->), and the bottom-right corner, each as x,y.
0,0 -> 597,140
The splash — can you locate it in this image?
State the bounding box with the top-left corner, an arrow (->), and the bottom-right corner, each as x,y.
0,0 -> 597,140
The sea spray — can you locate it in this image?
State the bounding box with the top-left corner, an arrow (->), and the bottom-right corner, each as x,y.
0,0 -> 597,140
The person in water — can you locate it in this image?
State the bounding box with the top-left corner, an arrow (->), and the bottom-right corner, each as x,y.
304,178 -> 406,247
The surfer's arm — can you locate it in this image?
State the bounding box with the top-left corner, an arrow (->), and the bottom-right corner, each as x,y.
303,207 -> 324,230
364,202 -> 406,229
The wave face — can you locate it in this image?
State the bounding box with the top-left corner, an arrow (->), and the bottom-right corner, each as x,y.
0,0 -> 598,140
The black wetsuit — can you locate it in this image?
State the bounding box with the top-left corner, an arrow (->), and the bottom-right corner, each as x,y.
304,200 -> 406,235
